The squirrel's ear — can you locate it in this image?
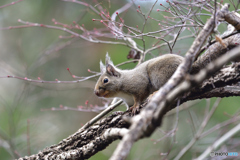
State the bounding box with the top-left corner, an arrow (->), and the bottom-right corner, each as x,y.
106,64 -> 120,77
100,60 -> 105,74
105,52 -> 114,66
105,52 -> 120,77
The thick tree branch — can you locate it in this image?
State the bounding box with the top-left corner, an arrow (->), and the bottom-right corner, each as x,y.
185,63 -> 240,101
18,112 -> 130,160
191,33 -> 240,74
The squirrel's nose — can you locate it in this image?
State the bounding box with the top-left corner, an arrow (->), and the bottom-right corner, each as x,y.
94,90 -> 100,96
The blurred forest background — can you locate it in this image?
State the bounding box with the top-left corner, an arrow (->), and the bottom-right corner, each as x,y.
0,0 -> 239,159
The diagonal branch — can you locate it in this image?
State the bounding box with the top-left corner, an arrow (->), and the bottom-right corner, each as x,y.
110,4 -> 239,160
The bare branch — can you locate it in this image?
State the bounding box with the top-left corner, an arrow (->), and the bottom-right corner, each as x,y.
0,73 -> 100,84
197,123 -> 240,160
175,98 -> 221,160
0,0 -> 24,9
78,100 -> 123,132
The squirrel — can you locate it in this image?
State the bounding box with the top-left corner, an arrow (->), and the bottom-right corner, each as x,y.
94,53 -> 184,114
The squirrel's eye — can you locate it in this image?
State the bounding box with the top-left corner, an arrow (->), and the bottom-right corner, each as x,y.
103,78 -> 108,83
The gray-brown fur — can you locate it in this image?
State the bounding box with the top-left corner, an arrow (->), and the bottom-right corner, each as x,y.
94,53 -> 184,113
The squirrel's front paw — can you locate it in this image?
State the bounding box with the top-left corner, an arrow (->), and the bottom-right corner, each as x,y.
129,105 -> 140,116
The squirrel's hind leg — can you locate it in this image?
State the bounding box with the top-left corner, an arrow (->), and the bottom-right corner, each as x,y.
147,91 -> 158,101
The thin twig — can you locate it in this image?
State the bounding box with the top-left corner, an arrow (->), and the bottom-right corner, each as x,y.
174,98 -> 221,160
0,0 -> 24,9
0,73 -> 100,84
27,120 -> 31,156
78,100 -> 123,131
196,123 -> 240,160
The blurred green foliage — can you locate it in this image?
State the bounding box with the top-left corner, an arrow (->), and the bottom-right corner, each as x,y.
0,0 -> 239,160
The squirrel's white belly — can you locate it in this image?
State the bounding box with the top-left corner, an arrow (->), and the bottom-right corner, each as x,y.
115,92 -> 134,109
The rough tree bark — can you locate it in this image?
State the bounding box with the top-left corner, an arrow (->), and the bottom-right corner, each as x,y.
18,3 -> 240,160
